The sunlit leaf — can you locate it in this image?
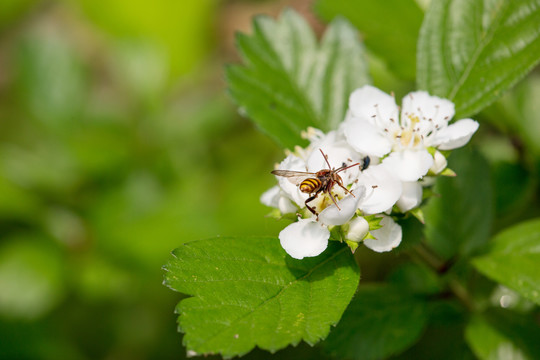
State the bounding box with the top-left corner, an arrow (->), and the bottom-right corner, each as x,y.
227,10 -> 369,149
322,284 -> 428,360
417,0 -> 540,117
473,218 -> 540,305
163,237 -> 359,358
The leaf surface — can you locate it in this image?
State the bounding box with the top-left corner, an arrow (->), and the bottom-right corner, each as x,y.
423,148 -> 494,259
227,10 -> 370,149
473,218 -> 540,305
322,284 -> 428,360
315,0 -> 423,80
163,237 -> 360,358
417,0 -> 540,117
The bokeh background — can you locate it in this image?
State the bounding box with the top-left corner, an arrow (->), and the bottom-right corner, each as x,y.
0,0 -> 312,358
2,0 -> 540,359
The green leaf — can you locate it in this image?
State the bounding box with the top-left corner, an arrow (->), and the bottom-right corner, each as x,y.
482,72 -> 540,158
226,10 -> 370,149
423,148 -> 494,259
322,284 -> 428,360
465,311 -> 540,360
472,218 -> 540,305
163,237 -> 360,358
417,0 -> 540,118
315,0 -> 423,80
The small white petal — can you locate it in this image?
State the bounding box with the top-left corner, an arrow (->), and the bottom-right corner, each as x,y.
434,119 -> 479,150
382,149 -> 434,181
396,181 -> 423,212
260,186 -> 280,207
275,154 -> 308,207
401,91 -> 455,128
349,85 -> 399,124
357,164 -> 402,214
343,118 -> 393,157
430,150 -> 447,174
346,216 -> 369,242
318,187 -> 365,226
279,219 -> 330,259
364,216 -> 402,253
278,196 -> 297,214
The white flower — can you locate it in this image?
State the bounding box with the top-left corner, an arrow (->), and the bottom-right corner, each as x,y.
396,181 -> 423,212
430,150 -> 448,175
318,187 -> 365,226
274,154 -> 309,208
279,219 -> 330,259
279,187 -> 364,259
343,85 -> 479,182
260,186 -> 297,214
345,216 -> 369,242
364,216 -> 402,252
356,163 -> 402,214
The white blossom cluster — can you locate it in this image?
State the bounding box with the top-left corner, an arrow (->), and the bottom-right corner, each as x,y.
262,86 -> 479,259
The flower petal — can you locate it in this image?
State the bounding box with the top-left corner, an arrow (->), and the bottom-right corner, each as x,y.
396,181 -> 423,212
346,216 -> 369,242
382,149 -> 434,181
401,91 -> 455,128
260,186 -> 280,207
357,164 -> 402,214
318,187 -> 365,226
364,216 -> 402,253
343,118 -> 393,157
434,119 -> 479,150
275,154 -> 309,207
430,150 -> 448,174
279,219 -> 330,259
349,85 -> 399,124
278,196 -> 298,214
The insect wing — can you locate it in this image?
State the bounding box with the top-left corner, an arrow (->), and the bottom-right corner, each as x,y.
271,170 -> 315,185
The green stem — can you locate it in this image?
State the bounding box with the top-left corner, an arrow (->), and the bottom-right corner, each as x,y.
409,243 -> 476,312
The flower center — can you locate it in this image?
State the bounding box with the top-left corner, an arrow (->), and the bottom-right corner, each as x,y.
392,114 -> 423,150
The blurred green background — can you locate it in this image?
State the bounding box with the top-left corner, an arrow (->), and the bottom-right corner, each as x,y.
2,0 -> 540,359
0,0 -> 302,358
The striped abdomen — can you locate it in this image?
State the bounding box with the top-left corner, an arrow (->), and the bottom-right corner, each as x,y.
299,178 -> 321,193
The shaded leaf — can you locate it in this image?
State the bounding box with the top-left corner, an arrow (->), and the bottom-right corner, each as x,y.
423,148 -> 494,259
322,284 -> 428,360
227,10 -> 369,149
473,218 -> 540,305
417,0 -> 540,117
465,311 -> 540,360
315,0 -> 423,80
163,237 -> 360,358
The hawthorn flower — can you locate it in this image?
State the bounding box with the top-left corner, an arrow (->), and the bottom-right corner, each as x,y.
262,128 -> 403,259
279,187 -> 365,259
363,216 -> 402,252
343,85 -> 479,182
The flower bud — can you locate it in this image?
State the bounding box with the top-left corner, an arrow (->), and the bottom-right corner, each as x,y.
345,216 -> 369,242
430,150 -> 447,174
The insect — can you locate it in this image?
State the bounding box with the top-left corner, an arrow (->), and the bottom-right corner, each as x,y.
361,156 -> 370,171
271,149 -> 360,218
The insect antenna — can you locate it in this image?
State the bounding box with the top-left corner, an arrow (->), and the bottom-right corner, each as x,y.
336,162 -> 361,173
319,149 -> 333,169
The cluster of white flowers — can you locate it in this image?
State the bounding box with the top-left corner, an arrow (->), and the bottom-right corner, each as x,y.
262,85 -> 479,259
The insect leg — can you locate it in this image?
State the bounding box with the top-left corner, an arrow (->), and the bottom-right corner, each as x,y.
336,181 -> 355,198
305,189 -> 323,219
327,180 -> 342,210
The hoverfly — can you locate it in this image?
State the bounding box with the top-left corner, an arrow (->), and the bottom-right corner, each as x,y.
271,149 -> 360,218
